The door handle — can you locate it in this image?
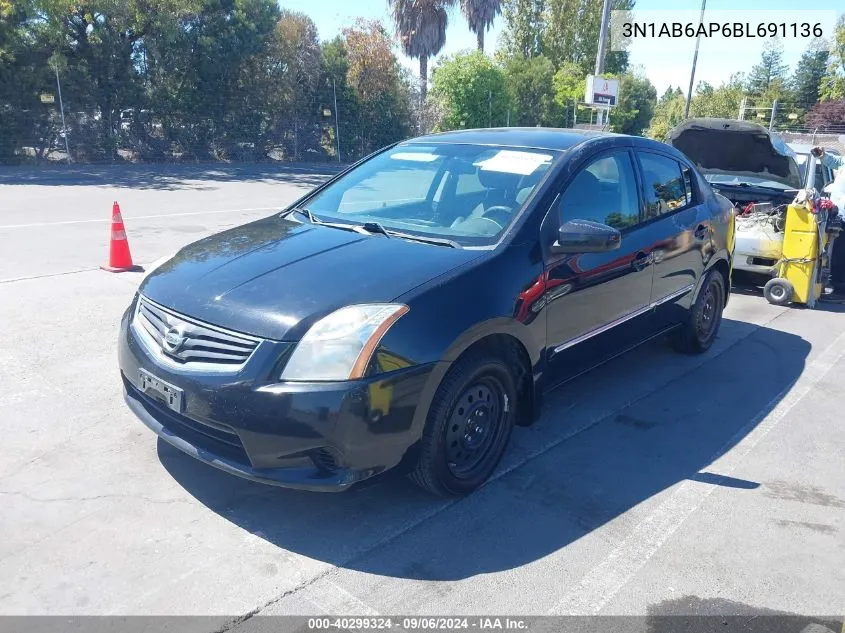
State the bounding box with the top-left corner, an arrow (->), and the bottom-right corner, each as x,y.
631,251 -> 651,271
694,223 -> 709,240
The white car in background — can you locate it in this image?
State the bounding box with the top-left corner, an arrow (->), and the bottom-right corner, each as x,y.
668,118 -> 812,285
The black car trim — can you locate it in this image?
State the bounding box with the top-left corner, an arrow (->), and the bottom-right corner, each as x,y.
552,283 -> 695,354
552,303 -> 652,354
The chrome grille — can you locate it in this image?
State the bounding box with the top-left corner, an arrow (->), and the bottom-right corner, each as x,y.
134,296 -> 259,366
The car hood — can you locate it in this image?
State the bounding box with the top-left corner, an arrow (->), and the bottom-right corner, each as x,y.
139,216 -> 482,341
667,118 -> 802,189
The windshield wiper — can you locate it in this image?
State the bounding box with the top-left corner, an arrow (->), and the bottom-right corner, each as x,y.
360,221 -> 391,238
381,229 -> 460,248
282,207 -> 372,235
283,209 -> 459,247
281,206 -> 319,223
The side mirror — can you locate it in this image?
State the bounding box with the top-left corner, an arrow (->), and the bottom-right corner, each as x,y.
552,219 -> 622,253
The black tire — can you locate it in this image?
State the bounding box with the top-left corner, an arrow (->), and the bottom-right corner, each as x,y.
763,277 -> 794,306
409,352 -> 518,496
670,270 -> 726,354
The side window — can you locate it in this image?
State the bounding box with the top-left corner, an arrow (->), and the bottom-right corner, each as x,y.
639,152 -> 692,219
558,151 -> 640,230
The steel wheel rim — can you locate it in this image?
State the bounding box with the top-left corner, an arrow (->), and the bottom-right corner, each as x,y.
445,377 -> 506,479
696,281 -> 720,340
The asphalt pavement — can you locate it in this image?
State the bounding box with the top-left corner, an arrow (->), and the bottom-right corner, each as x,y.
1,164 -> 844,623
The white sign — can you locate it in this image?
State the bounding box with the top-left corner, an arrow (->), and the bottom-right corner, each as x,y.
40,94 -> 55,104
585,75 -> 619,107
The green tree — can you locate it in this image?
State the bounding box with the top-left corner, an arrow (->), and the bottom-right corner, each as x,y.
503,54 -> 558,126
460,0 -> 502,52
499,0 -> 544,58
688,75 -> 745,120
608,72 -> 656,136
647,88 -> 685,140
820,16 -> 845,101
390,0 -> 455,103
791,41 -> 829,110
552,61 -> 585,127
140,0 -> 281,158
343,19 -> 413,156
746,38 -> 788,95
318,35 -> 358,160
430,50 -> 508,129
263,10 -> 322,160
0,0 -> 50,162
544,0 -> 631,75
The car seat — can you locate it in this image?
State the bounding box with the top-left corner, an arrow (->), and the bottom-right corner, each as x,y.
451,169 -> 522,228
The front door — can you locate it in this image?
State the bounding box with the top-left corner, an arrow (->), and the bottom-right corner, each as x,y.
543,149 -> 655,386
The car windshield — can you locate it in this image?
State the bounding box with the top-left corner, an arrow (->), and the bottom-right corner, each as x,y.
301,143 -> 560,247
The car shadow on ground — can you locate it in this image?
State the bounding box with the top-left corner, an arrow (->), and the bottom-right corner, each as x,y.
158,318 -> 810,582
0,163 -> 342,190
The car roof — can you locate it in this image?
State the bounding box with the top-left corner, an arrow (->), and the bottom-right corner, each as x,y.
404,127 -> 620,151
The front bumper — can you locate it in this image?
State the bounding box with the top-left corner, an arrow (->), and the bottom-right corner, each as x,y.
734,222 -> 784,276
119,305 -> 435,491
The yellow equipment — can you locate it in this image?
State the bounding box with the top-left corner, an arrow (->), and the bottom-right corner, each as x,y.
763,198 -> 840,307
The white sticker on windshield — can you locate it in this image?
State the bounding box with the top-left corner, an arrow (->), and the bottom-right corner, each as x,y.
474,150 -> 552,175
391,152 -> 440,162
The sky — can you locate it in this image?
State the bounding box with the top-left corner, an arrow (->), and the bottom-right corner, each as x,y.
279,0 -> 843,99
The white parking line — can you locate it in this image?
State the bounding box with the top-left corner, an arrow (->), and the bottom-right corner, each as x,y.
547,328 -> 845,615
0,206 -> 280,230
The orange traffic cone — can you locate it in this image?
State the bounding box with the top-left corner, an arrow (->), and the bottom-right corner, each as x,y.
100,201 -> 140,272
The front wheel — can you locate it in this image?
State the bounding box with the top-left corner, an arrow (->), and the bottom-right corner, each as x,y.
410,353 -> 517,496
670,271 -> 725,354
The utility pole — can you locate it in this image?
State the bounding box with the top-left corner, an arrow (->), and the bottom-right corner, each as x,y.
593,0 -> 612,128
488,90 -> 492,127
594,0 -> 612,76
333,78 -> 341,162
768,99 -> 778,132
52,62 -> 70,161
684,0 -> 706,118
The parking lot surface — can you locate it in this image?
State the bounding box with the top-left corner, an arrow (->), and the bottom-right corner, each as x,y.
1,164 -> 844,620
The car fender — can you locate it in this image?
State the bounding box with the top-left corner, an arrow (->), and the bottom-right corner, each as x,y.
691,250 -> 732,306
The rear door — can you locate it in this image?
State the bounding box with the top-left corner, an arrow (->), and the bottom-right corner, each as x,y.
543,148 -> 657,385
634,150 -> 712,326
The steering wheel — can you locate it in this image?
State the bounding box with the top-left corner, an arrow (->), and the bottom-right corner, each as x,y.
457,216 -> 505,235
481,205 -> 514,227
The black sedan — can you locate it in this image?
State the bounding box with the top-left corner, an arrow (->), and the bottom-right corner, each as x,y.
119,128 -> 735,495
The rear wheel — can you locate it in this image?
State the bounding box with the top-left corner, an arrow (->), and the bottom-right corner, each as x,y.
410,353 -> 517,496
670,270 -> 725,354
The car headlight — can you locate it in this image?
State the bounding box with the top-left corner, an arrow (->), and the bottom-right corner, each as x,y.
280,304 -> 409,381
